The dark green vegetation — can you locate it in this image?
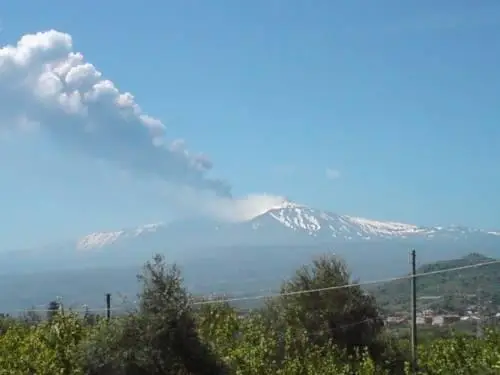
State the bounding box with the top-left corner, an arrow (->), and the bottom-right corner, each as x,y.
373,253 -> 500,313
1,253 -> 500,374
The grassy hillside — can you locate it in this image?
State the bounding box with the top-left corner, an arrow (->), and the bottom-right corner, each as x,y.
371,253 -> 500,313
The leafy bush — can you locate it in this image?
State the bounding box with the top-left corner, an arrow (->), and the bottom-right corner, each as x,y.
0,312 -> 86,375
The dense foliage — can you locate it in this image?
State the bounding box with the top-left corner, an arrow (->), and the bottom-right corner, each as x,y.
0,253 -> 499,374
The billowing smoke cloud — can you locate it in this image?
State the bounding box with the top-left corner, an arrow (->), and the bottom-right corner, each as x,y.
162,186 -> 290,222
0,30 -> 291,221
206,194 -> 292,221
0,30 -> 231,196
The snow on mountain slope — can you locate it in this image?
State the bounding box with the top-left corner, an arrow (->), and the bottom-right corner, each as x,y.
252,203 -> 427,240
250,200 -> 499,241
75,199 -> 499,250
77,222 -> 165,250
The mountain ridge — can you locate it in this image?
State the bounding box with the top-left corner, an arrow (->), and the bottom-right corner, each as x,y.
74,200 -> 500,250
1,200 -> 500,312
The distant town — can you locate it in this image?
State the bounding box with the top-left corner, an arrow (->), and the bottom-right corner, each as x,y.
384,295 -> 500,330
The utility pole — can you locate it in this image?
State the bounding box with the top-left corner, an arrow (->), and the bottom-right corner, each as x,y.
106,293 -> 111,321
477,288 -> 483,338
410,249 -> 418,374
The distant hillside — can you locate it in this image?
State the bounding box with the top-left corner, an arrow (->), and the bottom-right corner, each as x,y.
372,253 -> 500,313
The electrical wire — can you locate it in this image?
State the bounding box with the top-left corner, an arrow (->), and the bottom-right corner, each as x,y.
193,259 -> 500,306
8,259 -> 499,314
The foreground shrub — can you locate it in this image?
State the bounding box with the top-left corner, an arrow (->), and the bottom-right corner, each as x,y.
418,329 -> 500,374
0,313 -> 86,375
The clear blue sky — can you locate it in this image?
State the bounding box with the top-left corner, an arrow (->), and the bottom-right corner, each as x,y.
1,0 -> 500,249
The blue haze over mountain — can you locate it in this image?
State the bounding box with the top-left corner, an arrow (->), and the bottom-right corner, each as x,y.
1,200 -> 499,313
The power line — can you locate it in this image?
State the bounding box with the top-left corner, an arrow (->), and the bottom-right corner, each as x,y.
9,259 -> 500,313
193,259 -> 500,306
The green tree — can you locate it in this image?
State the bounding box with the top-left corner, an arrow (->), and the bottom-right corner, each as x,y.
276,255 -> 384,360
81,253 -> 229,375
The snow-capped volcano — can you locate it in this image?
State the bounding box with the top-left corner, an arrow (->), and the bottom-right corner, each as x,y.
254,203 -> 425,239
75,200 -> 499,250
250,202 -> 500,241
3,200 -> 500,313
